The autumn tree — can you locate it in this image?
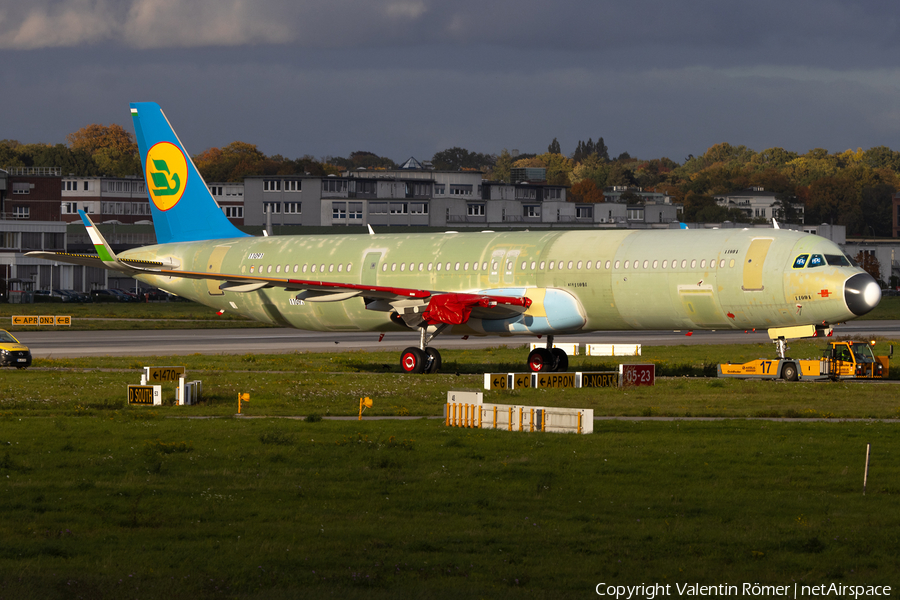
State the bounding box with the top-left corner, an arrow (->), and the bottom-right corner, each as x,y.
66,123 -> 139,176
568,179 -> 604,203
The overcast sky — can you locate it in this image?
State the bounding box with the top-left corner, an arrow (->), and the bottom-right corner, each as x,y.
2,0 -> 899,164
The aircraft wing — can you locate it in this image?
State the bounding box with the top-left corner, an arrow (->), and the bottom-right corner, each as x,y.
24,251 -> 171,271
145,266 -> 533,325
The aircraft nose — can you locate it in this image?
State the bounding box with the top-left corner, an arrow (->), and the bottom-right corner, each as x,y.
844,272 -> 881,316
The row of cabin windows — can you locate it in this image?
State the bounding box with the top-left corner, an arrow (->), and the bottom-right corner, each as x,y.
249,263 -> 354,275
246,257 -> 738,278
378,257 -> 736,273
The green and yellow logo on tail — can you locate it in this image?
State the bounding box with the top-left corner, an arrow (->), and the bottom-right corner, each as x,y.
146,142 -> 188,211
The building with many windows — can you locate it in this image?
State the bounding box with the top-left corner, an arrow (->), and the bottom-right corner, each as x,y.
714,187 -> 805,222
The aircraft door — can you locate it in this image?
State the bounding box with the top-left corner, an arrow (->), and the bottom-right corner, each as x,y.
742,238 -> 773,291
206,245 -> 230,296
362,252 -> 382,286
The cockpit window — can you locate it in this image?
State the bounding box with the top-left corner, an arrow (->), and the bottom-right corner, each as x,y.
792,254 -> 809,269
824,254 -> 851,267
808,254 -> 824,267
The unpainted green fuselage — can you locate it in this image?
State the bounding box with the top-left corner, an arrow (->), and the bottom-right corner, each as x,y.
122,228 -> 864,336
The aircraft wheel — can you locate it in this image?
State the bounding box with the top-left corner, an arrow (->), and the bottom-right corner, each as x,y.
401,347 -> 427,374
551,348 -> 569,372
528,348 -> 553,372
424,347 -> 442,374
781,362 -> 798,382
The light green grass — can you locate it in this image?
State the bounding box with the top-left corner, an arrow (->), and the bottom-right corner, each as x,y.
4,341 -> 900,419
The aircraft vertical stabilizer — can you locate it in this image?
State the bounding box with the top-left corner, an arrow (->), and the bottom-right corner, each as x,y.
130,102 -> 249,244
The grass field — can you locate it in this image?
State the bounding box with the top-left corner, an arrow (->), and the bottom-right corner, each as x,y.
1,416 -> 898,599
3,303 -> 900,597
3,340 -> 900,419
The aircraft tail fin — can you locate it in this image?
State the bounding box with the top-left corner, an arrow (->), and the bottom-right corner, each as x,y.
130,102 -> 250,245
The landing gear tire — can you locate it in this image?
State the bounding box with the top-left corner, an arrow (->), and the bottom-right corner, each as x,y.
781,362 -> 798,382
424,347 -> 442,374
551,348 -> 568,372
528,348 -> 553,372
401,347 -> 427,374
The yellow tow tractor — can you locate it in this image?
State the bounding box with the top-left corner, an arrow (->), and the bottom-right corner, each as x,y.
718,339 -> 891,382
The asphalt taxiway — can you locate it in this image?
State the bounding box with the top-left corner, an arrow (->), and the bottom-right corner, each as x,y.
14,320 -> 899,358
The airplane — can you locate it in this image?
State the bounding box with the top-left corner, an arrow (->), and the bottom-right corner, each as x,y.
28,102 -> 882,375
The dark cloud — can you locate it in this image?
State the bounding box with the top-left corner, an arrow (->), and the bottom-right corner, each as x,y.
1,1 -> 899,164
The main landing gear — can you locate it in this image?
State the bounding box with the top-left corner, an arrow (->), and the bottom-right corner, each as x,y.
400,325 -> 447,374
527,334 -> 568,373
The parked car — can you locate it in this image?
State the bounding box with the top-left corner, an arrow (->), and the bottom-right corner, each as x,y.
0,329 -> 31,369
90,289 -> 128,302
33,290 -> 65,303
111,288 -> 140,302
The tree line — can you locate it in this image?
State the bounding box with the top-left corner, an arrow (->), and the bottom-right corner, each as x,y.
3,124 -> 898,237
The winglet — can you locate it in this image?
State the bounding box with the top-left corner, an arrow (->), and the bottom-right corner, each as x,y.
772,217 -> 780,229
80,210 -> 119,266
679,222 -> 689,230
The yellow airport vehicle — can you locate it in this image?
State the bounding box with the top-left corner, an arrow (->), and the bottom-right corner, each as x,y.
718,340 -> 891,382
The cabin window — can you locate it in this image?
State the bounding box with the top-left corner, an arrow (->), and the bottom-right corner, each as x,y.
603,260 -> 609,269
690,259 -> 697,269
338,263 -> 343,272
347,263 -> 352,272
521,261 -> 526,270
382,264 -> 387,272
427,262 -> 433,271
391,263 -> 397,272
400,263 -> 406,272
549,261 -> 554,270
567,261 -> 573,270
311,264 -> 317,273
321,264 -> 326,273
250,266 -> 255,273
792,254 -> 809,269
700,260 -> 706,268
293,265 -> 299,273
276,265 -> 281,273
623,261 -> 629,269
267,265 -> 273,274
719,259 -> 725,268
418,263 -> 424,271
681,259 -> 687,269
577,261 -> 583,269
457,262 -> 461,271
540,261 -> 546,269
446,263 -> 451,271
437,263 -> 442,271
302,264 -> 308,273
729,259 -> 735,268
409,263 -> 414,271
615,261 -> 621,269
652,260 -> 658,269
558,261 -> 564,270
585,261 -> 591,270
643,260 -> 649,269
662,260 -> 667,269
